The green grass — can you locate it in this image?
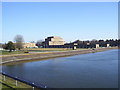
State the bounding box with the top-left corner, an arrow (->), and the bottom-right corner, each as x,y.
1,50 -> 26,55
0,74 -> 42,89
2,85 -> 9,88
1,48 -> 88,55
0,74 -> 32,89
1,48 -> 70,55
22,48 -> 73,51
22,48 -> 87,52
1,84 -> 11,88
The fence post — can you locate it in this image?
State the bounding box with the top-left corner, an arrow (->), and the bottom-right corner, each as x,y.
3,75 -> 5,81
32,83 -> 34,90
45,86 -> 47,88
16,77 -> 18,86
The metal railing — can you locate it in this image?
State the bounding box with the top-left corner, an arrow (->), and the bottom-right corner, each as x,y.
0,72 -> 50,90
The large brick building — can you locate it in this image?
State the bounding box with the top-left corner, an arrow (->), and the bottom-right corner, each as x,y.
43,36 -> 65,48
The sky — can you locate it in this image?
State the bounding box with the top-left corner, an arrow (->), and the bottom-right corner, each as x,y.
2,2 -> 118,43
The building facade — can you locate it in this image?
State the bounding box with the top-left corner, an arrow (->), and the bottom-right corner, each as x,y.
43,36 -> 65,48
23,43 -> 37,48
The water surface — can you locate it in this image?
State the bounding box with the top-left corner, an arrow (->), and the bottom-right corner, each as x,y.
2,49 -> 118,88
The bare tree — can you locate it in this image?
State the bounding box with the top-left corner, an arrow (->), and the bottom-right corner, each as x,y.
14,35 -> 24,50
91,39 -> 97,42
36,40 -> 43,48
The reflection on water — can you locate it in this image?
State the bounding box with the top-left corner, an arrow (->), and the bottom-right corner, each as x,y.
2,49 -> 118,88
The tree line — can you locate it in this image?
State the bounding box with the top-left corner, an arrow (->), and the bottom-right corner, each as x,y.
2,35 -> 24,52
71,39 -> 120,48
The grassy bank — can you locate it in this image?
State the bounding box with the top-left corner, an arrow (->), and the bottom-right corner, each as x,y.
22,48 -> 73,51
2,50 -> 26,55
1,48 -> 87,55
1,47 -> 118,65
1,48 -> 72,55
0,74 -> 41,89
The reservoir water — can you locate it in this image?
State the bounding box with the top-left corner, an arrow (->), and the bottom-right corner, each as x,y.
2,49 -> 118,88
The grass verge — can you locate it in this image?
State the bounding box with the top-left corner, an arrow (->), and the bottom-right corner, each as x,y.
0,74 -> 40,89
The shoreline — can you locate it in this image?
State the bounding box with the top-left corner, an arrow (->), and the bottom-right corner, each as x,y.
1,47 -> 118,65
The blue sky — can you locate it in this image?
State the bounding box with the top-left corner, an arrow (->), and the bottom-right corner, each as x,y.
2,2 -> 118,43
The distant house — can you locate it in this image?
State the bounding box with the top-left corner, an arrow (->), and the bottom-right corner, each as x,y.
23,43 -> 38,48
0,48 -> 3,50
0,43 -> 3,50
95,44 -> 99,48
